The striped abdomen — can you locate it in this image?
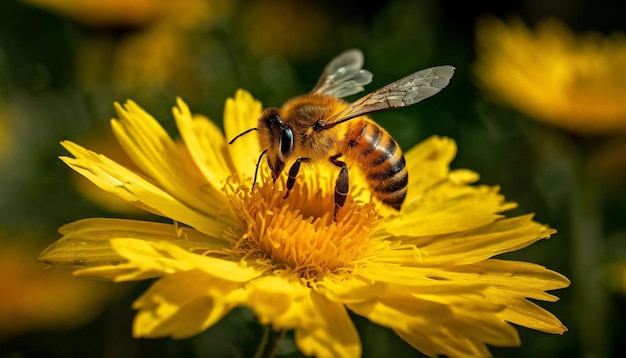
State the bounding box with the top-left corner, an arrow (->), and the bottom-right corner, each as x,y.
342,119 -> 408,210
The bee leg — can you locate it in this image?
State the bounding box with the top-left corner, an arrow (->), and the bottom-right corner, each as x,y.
284,157 -> 310,199
330,154 -> 349,221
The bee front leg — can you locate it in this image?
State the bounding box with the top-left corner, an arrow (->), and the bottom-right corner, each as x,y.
329,154 -> 349,221
284,157 -> 310,199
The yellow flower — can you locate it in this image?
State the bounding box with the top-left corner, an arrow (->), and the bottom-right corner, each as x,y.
39,90 -> 569,357
474,17 -> 626,134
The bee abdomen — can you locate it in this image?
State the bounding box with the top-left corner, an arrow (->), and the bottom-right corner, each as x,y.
369,155 -> 408,210
345,120 -> 408,210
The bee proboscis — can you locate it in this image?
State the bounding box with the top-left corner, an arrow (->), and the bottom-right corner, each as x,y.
230,49 -> 454,220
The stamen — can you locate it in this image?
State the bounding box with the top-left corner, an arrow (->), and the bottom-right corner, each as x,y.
222,171 -> 381,283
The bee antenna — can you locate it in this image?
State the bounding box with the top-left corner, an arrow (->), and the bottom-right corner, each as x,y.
228,128 -> 257,144
252,149 -> 268,189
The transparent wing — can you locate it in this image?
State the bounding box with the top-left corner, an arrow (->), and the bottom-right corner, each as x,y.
311,49 -> 374,98
324,65 -> 455,128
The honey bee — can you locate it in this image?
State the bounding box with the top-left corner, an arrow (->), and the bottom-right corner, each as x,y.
230,49 -> 454,220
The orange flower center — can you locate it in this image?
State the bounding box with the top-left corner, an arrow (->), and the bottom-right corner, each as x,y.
223,171 -> 380,281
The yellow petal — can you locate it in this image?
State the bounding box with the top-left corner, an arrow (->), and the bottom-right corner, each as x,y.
111,100 -> 228,216
347,296 -> 454,356
223,89 -> 263,179
389,136 -> 516,237
416,259 -> 569,334
399,215 -> 556,266
38,218 -> 229,269
61,141 -> 233,237
477,262 -> 569,335
385,184 -> 515,237
356,266 -> 484,290
295,293 -> 361,358
434,259 -> 570,299
75,239 -> 262,283
403,136 -> 458,201
242,275 -> 311,328
320,272 -> 483,305
132,270 -> 244,339
349,294 -> 518,357
173,97 -> 236,189
498,297 -> 568,334
244,276 -> 361,357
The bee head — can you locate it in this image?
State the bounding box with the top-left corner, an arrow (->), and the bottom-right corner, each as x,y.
257,108 -> 294,181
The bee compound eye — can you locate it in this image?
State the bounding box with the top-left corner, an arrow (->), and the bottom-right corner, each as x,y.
279,128 -> 294,155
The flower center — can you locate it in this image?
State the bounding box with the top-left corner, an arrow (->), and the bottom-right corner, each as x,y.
223,170 -> 380,281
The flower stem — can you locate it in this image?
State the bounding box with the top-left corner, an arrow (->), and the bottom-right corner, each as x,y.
255,327 -> 285,358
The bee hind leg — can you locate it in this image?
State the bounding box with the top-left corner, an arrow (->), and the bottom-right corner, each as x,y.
284,157 -> 310,199
330,154 -> 349,221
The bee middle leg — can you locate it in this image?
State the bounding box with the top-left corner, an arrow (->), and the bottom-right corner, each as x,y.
284,157 -> 311,199
329,154 -> 349,221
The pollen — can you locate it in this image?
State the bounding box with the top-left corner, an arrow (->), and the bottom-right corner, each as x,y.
223,171 -> 380,282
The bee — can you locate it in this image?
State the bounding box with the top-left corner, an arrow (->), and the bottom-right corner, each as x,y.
230,49 -> 454,220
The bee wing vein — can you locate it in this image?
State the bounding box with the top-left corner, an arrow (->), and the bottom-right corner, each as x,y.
311,49 -> 373,98
325,65 -> 455,126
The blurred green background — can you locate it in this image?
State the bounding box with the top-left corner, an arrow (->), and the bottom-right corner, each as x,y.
1,0 -> 625,357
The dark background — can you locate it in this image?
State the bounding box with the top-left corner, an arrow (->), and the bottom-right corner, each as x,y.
1,0 -> 625,357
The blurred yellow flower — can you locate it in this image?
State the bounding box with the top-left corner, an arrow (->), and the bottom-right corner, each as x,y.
0,235 -> 119,336
22,0 -> 211,28
40,91 -> 569,357
474,17 -> 626,134
23,0 -> 228,93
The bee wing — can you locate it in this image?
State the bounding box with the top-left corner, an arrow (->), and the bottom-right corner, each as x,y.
324,65 -> 455,128
311,49 -> 374,98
